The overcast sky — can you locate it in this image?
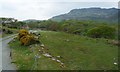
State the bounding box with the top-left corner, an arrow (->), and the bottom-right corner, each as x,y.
0,0 -> 119,20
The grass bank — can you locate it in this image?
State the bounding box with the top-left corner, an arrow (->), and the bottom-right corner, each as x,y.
9,31 -> 118,70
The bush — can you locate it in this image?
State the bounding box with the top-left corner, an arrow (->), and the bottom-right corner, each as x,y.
18,29 -> 40,46
72,29 -> 82,35
18,29 -> 29,40
87,25 -> 116,39
2,29 -> 5,32
2,29 -> 13,34
6,30 -> 13,34
20,34 -> 34,45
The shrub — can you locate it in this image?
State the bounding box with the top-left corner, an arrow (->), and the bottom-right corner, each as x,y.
18,29 -> 29,40
87,25 -> 116,39
72,29 -> 82,35
6,30 -> 13,34
2,29 -> 6,32
18,29 -> 40,46
20,34 -> 34,45
2,29 -> 13,34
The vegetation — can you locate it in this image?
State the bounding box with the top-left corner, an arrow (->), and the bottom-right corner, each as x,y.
0,17 -> 27,37
9,31 -> 118,70
1,11 -> 118,70
1,26 -> 18,37
0,17 -> 118,39
18,29 -> 29,39
0,17 -> 26,29
23,19 -> 117,40
87,25 -> 116,39
18,29 -> 40,46
50,8 -> 118,23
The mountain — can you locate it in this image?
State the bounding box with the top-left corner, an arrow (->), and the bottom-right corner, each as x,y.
50,8 -> 119,23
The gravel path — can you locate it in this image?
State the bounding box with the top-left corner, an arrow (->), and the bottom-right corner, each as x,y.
0,35 -> 17,71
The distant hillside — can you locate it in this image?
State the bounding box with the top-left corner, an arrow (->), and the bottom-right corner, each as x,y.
22,19 -> 41,23
50,8 -> 119,23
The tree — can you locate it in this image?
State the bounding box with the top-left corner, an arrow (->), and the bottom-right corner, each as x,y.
87,25 -> 116,39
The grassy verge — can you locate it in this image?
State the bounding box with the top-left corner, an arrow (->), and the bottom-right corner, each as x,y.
1,27 -> 18,38
2,33 -> 12,38
9,31 -> 118,70
0,34 -> 2,38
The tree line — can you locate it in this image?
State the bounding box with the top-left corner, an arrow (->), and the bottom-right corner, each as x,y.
0,17 -> 117,39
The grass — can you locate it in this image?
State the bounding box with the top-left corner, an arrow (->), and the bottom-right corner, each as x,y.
2,33 -> 12,38
0,34 -> 2,38
0,33 -> 11,38
9,31 -> 118,70
1,26 -> 19,38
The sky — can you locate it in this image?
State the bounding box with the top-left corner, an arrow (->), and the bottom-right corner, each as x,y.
0,0 -> 119,21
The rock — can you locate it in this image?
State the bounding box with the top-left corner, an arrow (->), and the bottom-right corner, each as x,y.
41,44 -> 44,47
29,45 -> 32,48
56,60 -> 61,63
65,39 -> 70,42
43,53 -> 52,57
57,56 -> 62,58
52,58 -> 56,61
60,64 -> 65,68
114,62 -> 117,65
34,36 -> 39,39
57,56 -> 61,58
42,47 -> 44,49
61,62 -> 64,65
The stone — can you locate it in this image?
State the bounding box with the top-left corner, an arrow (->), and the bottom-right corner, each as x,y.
114,62 -> 117,65
61,62 -> 64,65
52,58 -> 56,61
41,44 -> 44,47
57,56 -> 61,58
43,53 -> 52,57
56,60 -> 61,63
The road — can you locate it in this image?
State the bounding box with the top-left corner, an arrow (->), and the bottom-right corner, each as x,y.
0,35 -> 17,71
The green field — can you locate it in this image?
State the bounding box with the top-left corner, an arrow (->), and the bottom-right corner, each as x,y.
9,31 -> 118,70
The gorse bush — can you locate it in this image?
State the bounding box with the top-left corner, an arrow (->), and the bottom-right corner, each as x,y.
20,34 -> 34,45
18,29 -> 40,46
18,29 -> 29,40
87,25 -> 116,39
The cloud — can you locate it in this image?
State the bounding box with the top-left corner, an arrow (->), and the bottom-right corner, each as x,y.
0,0 -> 119,20
0,0 -> 119,2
